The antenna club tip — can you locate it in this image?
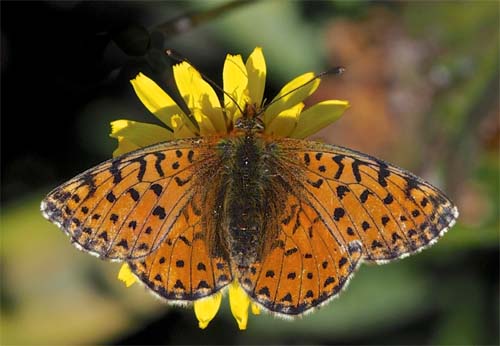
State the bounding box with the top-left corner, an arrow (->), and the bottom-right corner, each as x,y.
330,66 -> 345,75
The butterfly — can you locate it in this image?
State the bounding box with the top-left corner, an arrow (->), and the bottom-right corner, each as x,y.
41,99 -> 458,317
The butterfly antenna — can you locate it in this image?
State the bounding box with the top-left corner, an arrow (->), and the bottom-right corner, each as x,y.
258,66 -> 345,116
166,49 -> 246,116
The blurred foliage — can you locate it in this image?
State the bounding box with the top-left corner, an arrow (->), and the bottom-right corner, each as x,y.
1,1 -> 498,345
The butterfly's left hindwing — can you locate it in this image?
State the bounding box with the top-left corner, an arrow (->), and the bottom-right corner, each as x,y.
41,138 -> 222,261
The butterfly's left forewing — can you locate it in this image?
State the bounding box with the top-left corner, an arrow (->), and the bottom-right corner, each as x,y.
277,138 -> 459,262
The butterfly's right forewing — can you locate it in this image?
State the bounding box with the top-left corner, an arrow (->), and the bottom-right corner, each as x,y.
41,138 -> 222,261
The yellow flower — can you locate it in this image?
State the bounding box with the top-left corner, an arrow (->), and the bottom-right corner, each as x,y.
113,47 -> 349,329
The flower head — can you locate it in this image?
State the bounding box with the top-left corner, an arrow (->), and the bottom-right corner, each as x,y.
114,47 -> 349,329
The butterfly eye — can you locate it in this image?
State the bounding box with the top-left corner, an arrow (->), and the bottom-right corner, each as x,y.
253,120 -> 264,131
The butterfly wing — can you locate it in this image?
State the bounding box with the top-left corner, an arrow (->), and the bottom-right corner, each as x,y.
239,137 -> 458,316
41,137 -> 223,261
127,189 -> 233,300
239,191 -> 363,315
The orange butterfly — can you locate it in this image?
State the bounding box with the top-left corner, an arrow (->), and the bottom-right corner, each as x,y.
41,48 -> 458,320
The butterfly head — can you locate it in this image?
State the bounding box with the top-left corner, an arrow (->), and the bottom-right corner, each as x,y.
233,103 -> 265,133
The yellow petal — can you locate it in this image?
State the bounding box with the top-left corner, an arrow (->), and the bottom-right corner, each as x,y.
170,114 -> 198,139
290,100 -> 350,139
192,109 -> 217,136
194,292 -> 222,329
229,281 -> 251,330
263,72 -> 320,125
173,62 -> 226,133
223,53 -> 248,123
251,303 -> 261,316
265,102 -> 304,137
117,263 -> 137,287
246,47 -> 266,108
112,138 -> 140,158
109,120 -> 173,156
130,73 -> 187,128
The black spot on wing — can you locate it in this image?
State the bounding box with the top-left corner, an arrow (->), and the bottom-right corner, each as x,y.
371,240 -> 384,250
336,185 -> 349,199
110,160 -> 122,184
187,150 -> 194,163
377,161 -> 390,187
307,178 -> 323,188
303,153 -> 311,166
383,193 -> 394,205
174,176 -> 191,186
150,184 -> 163,196
152,206 -> 166,219
421,197 -> 429,207
127,188 -> 140,201
346,227 -> 355,236
338,257 -> 348,268
324,277 -> 335,287
197,280 -> 210,289
258,286 -> 271,298
332,155 -> 345,179
106,192 -> 116,203
362,221 -> 370,231
359,189 -> 372,203
351,159 -> 364,183
333,207 -> 345,221
179,236 -> 192,246
381,215 -> 390,226
152,152 -> 165,177
132,157 -> 147,181
404,176 -> 419,197
117,239 -> 129,250
174,279 -> 185,290
266,270 -> 275,278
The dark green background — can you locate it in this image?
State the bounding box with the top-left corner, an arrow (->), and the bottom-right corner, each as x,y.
1,1 -> 498,345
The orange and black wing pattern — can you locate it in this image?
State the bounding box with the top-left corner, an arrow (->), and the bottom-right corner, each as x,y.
127,189 -> 233,301
239,137 -> 458,316
41,138 -> 221,261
